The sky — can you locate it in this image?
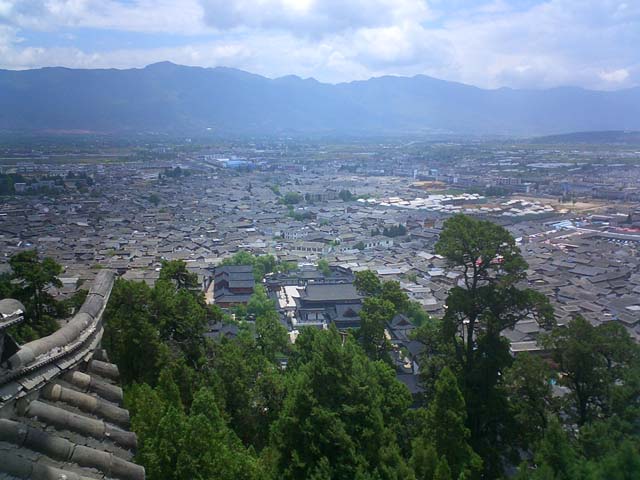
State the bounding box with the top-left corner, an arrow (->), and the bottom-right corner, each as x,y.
0,0 -> 638,90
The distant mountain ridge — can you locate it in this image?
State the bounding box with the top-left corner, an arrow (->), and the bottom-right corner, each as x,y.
530,130 -> 640,144
1,62 -> 639,136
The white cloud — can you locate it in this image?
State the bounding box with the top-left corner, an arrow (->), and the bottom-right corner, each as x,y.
0,0 -> 637,90
0,38 -> 251,71
199,0 -> 432,36
599,68 -> 630,84
424,0 -> 640,89
0,0 -> 207,34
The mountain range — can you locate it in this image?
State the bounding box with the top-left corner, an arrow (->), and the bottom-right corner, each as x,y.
1,62 -> 639,136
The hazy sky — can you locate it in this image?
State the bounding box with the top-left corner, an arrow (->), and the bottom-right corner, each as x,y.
0,0 -> 638,89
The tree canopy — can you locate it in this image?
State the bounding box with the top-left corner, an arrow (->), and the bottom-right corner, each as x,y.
546,316 -> 639,426
1,250 -> 70,340
98,215 -> 640,480
159,259 -> 199,290
271,326 -> 413,480
354,270 -> 382,296
316,259 -> 331,276
429,214 -> 555,476
221,251 -> 296,282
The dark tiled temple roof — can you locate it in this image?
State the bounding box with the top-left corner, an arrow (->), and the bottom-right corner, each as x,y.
0,272 -> 144,480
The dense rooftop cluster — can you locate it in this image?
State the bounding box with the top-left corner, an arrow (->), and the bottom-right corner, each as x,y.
1,138 -> 640,479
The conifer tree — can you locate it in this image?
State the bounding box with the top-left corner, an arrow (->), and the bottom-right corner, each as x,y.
425,368 -> 482,479
434,457 -> 452,480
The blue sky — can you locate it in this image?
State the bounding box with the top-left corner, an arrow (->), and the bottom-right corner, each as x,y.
0,0 -> 638,89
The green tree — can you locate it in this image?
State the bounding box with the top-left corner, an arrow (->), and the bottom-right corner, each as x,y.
410,437 -> 438,480
434,457 -> 452,480
589,440 -> 640,480
354,270 -> 382,296
208,327 -> 286,448
279,260 -> 298,273
127,378 -> 265,480
247,284 -> 277,319
359,297 -> 395,361
222,250 -> 256,267
286,326 -> 323,370
520,416 -> 640,480
126,383 -> 165,452
424,368 -> 482,479
156,367 -> 184,411
148,193 -> 161,206
339,189 -> 354,201
504,353 -> 555,448
55,288 -> 88,317
104,274 -> 209,385
152,280 -> 208,366
159,260 -> 199,290
175,388 -> 264,480
221,251 -> 282,282
10,250 -> 63,336
531,416 -> 577,480
435,215 -> 553,369
254,255 -> 277,280
406,300 -> 430,326
160,354 -> 203,410
283,191 -> 302,205
0,272 -> 15,299
317,259 -> 331,276
0,272 -> 39,342
146,406 -> 187,480
271,326 -> 412,480
270,184 -> 281,196
103,279 -> 162,384
547,316 -> 639,425
0,173 -> 25,195
256,310 -> 289,362
380,280 -> 410,313
412,315 -> 459,404
383,224 -> 407,238
434,214 -> 553,476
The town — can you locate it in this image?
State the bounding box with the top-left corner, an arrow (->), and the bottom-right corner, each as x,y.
2,138 -> 639,396
2,1 -> 639,477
